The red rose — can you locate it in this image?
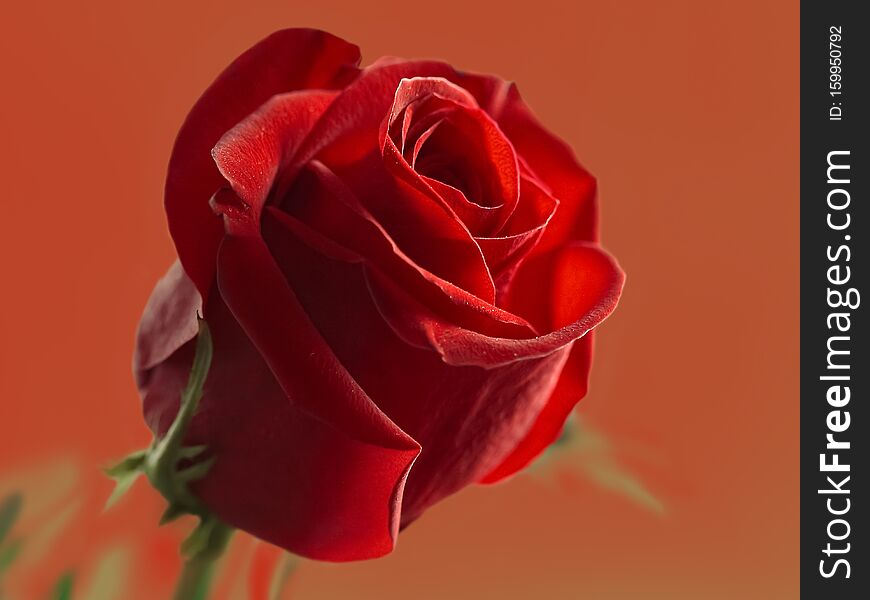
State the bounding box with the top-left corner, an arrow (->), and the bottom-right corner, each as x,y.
135,28 -> 624,561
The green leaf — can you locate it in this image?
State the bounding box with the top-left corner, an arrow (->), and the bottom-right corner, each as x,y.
103,450 -> 149,511
159,503 -> 187,526
49,571 -> 75,600
172,518 -> 233,600
180,518 -> 217,559
100,318 -> 232,600
103,320 -> 217,520
103,470 -> 141,511
177,445 -> 208,460
103,450 -> 147,479
534,417 -> 665,514
0,538 -> 24,575
176,457 -> 215,484
179,516 -> 234,561
0,492 -> 23,545
269,553 -> 300,600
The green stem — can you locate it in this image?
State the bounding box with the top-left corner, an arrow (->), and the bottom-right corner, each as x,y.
172,520 -> 234,600
148,320 -> 214,513
107,319 -> 232,599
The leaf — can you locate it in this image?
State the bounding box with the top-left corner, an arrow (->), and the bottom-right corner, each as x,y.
173,518 -> 234,600
79,545 -> 130,600
18,497 -> 82,570
97,318 -> 232,600
103,451 -> 147,479
181,518 -> 217,559
103,451 -> 148,511
49,571 -> 75,600
269,553 -> 300,600
0,492 -> 23,545
159,503 -> 188,526
177,445 -> 208,460
0,459 -> 78,519
180,515 -> 233,562
103,471 -> 141,512
0,538 -> 23,575
103,321 -> 217,520
533,417 -> 664,514
176,457 -> 216,484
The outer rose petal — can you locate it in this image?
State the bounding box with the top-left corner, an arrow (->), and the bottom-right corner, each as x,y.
135,261 -> 201,432
212,90 -> 339,211
135,264 -> 419,561
480,244 -> 625,483
166,28 -> 360,301
215,232 -> 417,451
364,243 -> 623,367
134,260 -> 201,375
480,335 -> 593,483
260,210 -> 572,522
277,162 -> 534,338
210,148 -> 424,560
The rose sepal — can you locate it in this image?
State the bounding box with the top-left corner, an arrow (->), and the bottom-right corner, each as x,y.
107,319 -> 234,599
106,318 -> 214,519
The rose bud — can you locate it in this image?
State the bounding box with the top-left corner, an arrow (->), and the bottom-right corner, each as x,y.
134,28 -> 624,562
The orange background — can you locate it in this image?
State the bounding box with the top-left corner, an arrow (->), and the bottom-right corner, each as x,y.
0,0 -> 798,598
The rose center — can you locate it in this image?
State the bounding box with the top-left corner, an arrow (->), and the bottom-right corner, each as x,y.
411,119 -> 490,207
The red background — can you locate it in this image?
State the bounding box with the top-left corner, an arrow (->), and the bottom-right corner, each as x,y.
1,0 -> 798,597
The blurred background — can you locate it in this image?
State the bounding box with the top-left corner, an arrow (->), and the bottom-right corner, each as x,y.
0,0 -> 798,598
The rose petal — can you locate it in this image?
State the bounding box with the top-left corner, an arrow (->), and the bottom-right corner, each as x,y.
135,269 -> 419,560
214,212 -> 417,454
476,176 -> 559,297
454,76 -> 599,248
211,90 -> 339,213
165,28 -> 360,301
260,212 -> 572,524
383,77 -> 478,135
334,152 -> 497,303
365,243 -> 624,367
295,61 -> 456,164
381,77 -> 521,236
317,61 -> 597,249
134,261 -> 202,374
479,335 -> 593,483
421,176 -> 504,238
287,63 -> 499,302
480,242 -> 627,482
273,161 -> 534,338
172,145 -> 425,558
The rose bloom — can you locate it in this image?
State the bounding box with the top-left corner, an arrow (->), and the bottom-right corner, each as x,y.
135,29 -> 624,561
